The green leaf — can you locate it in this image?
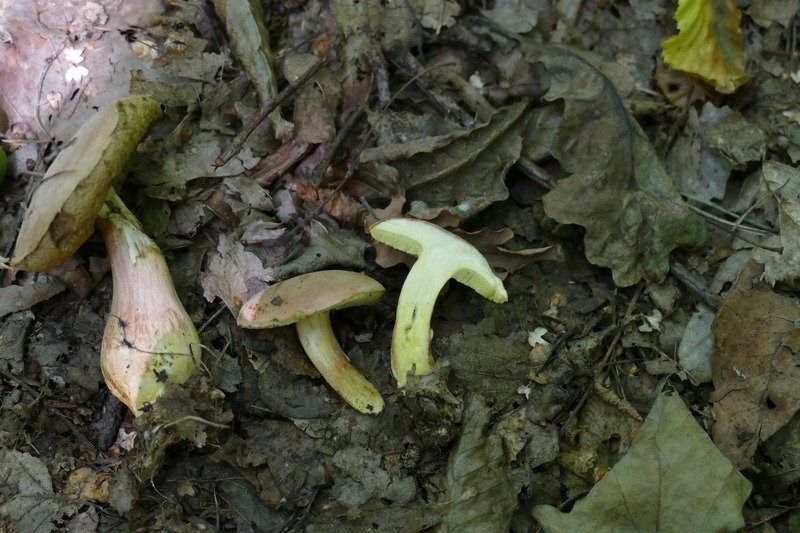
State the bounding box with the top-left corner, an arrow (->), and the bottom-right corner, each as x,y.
662,0 -> 747,94
533,394 -> 751,533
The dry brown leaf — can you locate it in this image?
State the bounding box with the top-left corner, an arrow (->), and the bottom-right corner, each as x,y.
287,180 -> 365,226
201,234 -> 274,314
712,259 -> 800,468
62,467 -> 111,502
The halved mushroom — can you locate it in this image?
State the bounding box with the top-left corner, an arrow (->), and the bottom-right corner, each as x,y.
369,218 -> 508,388
238,270 -> 386,415
11,95 -> 162,272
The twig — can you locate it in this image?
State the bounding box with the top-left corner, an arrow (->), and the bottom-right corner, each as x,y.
359,197 -> 381,222
689,209 -> 783,253
683,193 -> 774,233
153,415 -> 231,433
685,203 -> 772,236
0,367 -> 41,398
49,407 -> 99,459
215,45 -> 338,167
560,285 -> 644,435
384,42 -> 474,126
669,262 -> 723,310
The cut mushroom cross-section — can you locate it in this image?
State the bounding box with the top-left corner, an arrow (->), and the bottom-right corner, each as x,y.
11,95 -> 162,272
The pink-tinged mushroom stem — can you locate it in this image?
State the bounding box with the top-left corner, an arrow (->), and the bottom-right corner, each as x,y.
295,312 -> 385,415
97,190 -> 200,415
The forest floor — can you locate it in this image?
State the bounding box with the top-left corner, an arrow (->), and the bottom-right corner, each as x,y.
1,1 -> 800,532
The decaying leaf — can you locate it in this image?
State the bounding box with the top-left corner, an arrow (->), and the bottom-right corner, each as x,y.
361,110 -> 465,164
151,26 -> 228,83
533,394 -> 751,533
133,130 -> 259,201
482,0 -> 539,34
418,0 -> 460,32
753,161 -> 800,284
284,53 -> 339,144
212,0 -> 290,137
288,180 -> 364,225
0,449 -> 83,533
214,0 -> 273,101
330,0 -> 456,48
393,101 -> 529,220
711,259 -> 800,468
0,281 -> 66,318
662,0 -> 748,94
331,446 -> 416,508
440,394 -> 517,532
201,234 -> 274,314
298,502 -> 445,533
453,227 -> 563,276
525,43 -> 706,286
218,421 -> 331,506
275,227 -> 368,278
62,467 -> 111,502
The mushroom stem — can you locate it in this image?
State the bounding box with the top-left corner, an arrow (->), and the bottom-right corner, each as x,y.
97,189 -> 200,415
295,311 -> 385,415
390,260 -> 448,384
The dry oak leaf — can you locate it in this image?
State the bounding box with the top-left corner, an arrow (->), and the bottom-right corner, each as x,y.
711,259 -> 800,469
525,43 -> 706,287
662,0 -> 748,94
753,161 -> 800,284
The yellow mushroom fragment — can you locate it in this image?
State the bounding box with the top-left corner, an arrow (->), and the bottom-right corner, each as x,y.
369,218 -> 508,388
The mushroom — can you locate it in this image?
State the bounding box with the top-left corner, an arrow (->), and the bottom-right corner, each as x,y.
237,270 -> 386,414
97,190 -> 200,415
369,218 -> 508,388
11,95 -> 162,272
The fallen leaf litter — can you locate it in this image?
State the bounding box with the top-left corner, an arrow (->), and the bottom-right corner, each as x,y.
0,0 -> 799,531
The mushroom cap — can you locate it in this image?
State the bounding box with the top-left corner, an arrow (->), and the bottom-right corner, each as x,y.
11,95 -> 162,272
237,270 -> 385,328
369,218 -> 508,303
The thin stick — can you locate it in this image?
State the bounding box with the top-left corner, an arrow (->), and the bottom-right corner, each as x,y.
215,45 -> 338,167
